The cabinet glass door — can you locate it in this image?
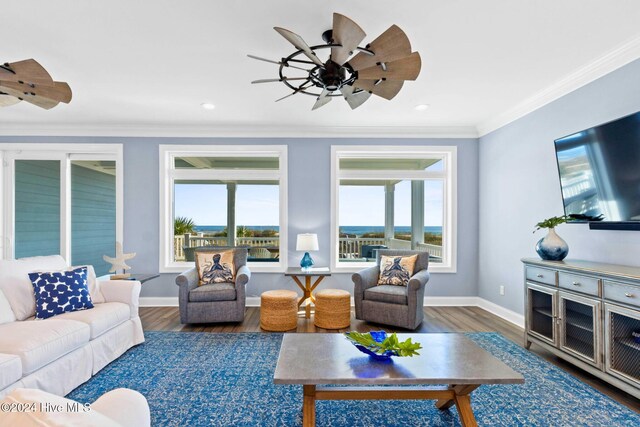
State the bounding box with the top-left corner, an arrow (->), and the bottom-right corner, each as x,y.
605,304 -> 640,387
527,284 -> 557,345
559,292 -> 600,366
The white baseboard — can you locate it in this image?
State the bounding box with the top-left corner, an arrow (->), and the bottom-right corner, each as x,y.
424,296 -> 480,306
140,296 -> 524,328
476,298 -> 525,329
140,297 -> 179,307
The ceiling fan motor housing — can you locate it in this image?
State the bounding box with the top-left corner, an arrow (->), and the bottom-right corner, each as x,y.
319,60 -> 347,91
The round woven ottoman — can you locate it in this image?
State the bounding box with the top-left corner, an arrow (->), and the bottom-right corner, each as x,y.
314,289 -> 351,329
260,290 -> 298,332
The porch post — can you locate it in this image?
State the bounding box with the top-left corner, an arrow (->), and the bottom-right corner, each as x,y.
384,182 -> 395,244
227,183 -> 237,247
411,181 -> 424,250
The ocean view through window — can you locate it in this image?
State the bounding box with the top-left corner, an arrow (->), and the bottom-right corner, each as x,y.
160,145 -> 287,272
331,146 -> 456,272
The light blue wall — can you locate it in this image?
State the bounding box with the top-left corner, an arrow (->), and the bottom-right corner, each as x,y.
0,137 -> 479,300
478,58 -> 640,314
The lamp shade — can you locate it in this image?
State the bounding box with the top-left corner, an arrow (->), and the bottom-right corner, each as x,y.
296,233 -> 319,251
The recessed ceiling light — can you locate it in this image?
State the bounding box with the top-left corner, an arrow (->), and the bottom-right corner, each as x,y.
201,103 -> 216,110
414,104 -> 430,111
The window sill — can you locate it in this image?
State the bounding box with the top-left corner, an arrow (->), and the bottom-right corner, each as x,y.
160,262 -> 287,274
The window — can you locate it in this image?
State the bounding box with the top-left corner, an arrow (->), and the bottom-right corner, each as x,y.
1,144 -> 123,276
331,146 -> 456,272
159,145 -> 287,272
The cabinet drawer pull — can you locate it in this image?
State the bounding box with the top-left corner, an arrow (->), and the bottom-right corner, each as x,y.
625,293 -> 635,298
536,274 -> 544,278
572,281 -> 580,286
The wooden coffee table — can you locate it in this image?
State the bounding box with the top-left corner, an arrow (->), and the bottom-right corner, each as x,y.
274,333 -> 524,427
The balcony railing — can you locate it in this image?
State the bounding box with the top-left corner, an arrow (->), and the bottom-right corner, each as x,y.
174,235 -> 443,262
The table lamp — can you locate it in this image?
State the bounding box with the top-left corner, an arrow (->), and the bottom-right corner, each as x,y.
296,233 -> 319,270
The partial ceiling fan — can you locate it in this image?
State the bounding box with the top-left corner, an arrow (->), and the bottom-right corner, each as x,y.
248,13 -> 421,110
0,59 -> 72,109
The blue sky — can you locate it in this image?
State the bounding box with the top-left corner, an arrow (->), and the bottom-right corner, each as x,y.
339,180 -> 443,227
175,180 -> 443,226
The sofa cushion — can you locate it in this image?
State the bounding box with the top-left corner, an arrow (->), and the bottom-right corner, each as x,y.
365,285 -> 408,305
0,353 -> 22,390
0,255 -> 68,321
377,254 -> 417,286
0,388 -> 121,427
0,319 -> 90,375
189,283 -> 236,302
29,267 -> 94,320
56,302 -> 130,339
0,290 -> 16,325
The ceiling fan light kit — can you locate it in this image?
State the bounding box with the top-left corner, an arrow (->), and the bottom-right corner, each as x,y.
0,59 -> 72,109
249,13 -> 421,110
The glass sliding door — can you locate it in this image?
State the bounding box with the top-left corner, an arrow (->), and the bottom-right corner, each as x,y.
14,160 -> 61,258
3,145 -> 122,272
71,160 -> 117,276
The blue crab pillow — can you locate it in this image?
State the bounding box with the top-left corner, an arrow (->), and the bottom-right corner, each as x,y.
28,267 -> 94,320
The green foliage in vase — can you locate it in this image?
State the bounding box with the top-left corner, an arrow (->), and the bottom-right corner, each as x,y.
345,331 -> 422,357
533,215 -> 568,233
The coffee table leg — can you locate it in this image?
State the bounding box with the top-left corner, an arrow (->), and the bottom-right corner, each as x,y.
435,384 -> 479,427
303,385 -> 316,427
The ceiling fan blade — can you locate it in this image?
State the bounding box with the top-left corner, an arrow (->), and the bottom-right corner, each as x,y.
247,54 -> 312,72
252,77 -> 309,84
353,78 -> 404,100
0,94 -> 21,107
0,80 -> 72,103
0,85 -> 59,109
331,13 -> 366,65
340,85 -> 371,110
275,81 -> 312,102
274,27 -> 324,66
247,54 -> 281,65
357,52 -> 421,81
348,25 -> 412,71
312,89 -> 333,110
0,59 -> 54,86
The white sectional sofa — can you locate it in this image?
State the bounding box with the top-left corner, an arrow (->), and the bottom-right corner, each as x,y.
0,255 -> 145,397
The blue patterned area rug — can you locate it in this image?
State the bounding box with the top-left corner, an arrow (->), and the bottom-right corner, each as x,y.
67,332 -> 639,426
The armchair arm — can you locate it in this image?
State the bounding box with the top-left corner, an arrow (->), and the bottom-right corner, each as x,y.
352,266 -> 380,320
175,268 -> 199,323
352,266 -> 380,293
407,269 -> 430,293
92,388 -> 150,427
99,280 -> 141,318
236,265 -> 251,287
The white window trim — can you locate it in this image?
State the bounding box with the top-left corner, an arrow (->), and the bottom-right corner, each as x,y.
330,145 -> 457,273
0,143 -> 124,262
159,144 -> 288,273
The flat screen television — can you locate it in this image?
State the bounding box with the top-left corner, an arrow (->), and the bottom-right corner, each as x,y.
554,111 -> 640,230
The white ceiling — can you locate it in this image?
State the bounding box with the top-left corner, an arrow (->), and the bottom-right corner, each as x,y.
2,0 -> 640,137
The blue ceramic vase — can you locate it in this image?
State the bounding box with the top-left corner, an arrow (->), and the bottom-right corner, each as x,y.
536,227 -> 568,261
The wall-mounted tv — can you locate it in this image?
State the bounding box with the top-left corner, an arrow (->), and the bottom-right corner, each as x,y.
554,111 -> 640,231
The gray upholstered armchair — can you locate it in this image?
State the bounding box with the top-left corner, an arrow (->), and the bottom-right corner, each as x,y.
175,248 -> 251,324
352,249 -> 430,330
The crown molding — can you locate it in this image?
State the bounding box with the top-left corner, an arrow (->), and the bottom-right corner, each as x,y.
0,123 -> 478,139
477,35 -> 640,137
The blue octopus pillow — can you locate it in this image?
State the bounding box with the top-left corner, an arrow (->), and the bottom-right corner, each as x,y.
28,267 -> 94,320
377,254 -> 418,286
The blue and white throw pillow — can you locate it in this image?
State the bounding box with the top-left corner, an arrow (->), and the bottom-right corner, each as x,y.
29,267 -> 94,320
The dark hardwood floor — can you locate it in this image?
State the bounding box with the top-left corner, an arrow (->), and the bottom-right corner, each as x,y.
139,306 -> 640,413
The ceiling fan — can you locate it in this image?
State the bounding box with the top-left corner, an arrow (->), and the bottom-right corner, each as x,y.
0,59 -> 72,109
248,13 -> 421,110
